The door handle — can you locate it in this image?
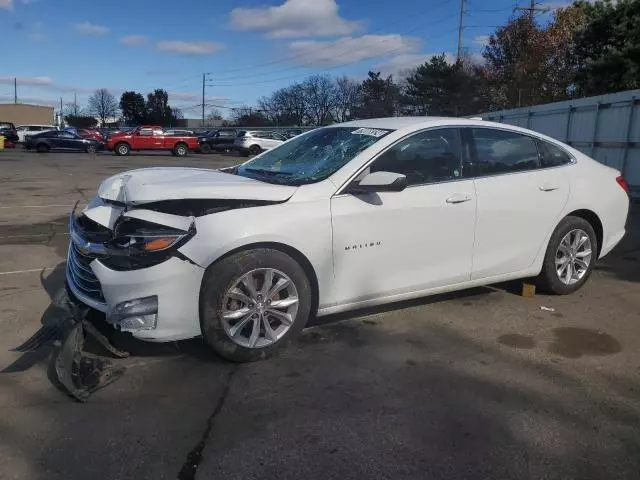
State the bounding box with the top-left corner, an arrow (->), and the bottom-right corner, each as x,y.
446,194 -> 473,204
539,184 -> 560,192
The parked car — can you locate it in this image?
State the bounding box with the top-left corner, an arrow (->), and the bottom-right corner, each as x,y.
77,128 -> 105,142
16,124 -> 58,143
105,125 -> 199,156
66,117 -> 629,362
198,129 -> 238,153
234,130 -> 286,156
284,129 -> 303,139
24,130 -> 104,153
165,129 -> 195,136
0,122 -> 19,143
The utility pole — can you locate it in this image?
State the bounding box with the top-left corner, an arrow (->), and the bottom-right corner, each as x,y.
14,77 -> 17,104
514,1 -> 549,18
201,73 -> 212,127
74,92 -> 78,116
457,0 -> 466,61
59,97 -> 63,127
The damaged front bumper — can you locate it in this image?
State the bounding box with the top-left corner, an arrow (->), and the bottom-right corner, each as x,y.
67,202 -> 206,342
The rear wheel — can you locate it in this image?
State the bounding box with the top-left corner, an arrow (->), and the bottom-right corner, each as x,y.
36,143 -> 49,153
200,143 -> 212,154
200,249 -> 312,362
249,144 -> 261,156
537,216 -> 597,295
174,143 -> 188,157
115,142 -> 130,156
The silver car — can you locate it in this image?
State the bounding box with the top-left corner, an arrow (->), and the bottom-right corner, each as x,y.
234,130 -> 286,156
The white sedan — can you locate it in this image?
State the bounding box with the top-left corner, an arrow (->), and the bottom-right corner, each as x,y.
67,117 -> 630,361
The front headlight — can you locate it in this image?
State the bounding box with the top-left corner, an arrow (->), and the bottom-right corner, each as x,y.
99,217 -> 195,271
108,218 -> 190,254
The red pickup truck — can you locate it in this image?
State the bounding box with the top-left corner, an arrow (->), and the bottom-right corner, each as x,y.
106,125 -> 199,157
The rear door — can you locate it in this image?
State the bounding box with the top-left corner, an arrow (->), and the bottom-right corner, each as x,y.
466,127 -> 569,280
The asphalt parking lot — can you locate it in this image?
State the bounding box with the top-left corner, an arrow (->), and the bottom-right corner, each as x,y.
0,148 -> 639,480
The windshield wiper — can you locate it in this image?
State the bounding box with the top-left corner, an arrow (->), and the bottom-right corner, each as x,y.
244,168 -> 294,176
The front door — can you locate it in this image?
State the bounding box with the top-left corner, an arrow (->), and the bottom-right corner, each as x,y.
465,127 -> 570,280
330,128 -> 477,307
134,127 -> 156,150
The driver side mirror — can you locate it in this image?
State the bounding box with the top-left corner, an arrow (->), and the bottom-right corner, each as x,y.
347,171 -> 408,194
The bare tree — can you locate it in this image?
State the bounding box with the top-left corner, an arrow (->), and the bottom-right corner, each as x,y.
302,74 -> 337,126
333,76 -> 362,122
206,108 -> 223,127
87,88 -> 119,126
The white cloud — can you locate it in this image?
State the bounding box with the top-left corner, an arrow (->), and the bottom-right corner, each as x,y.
374,52 -> 455,77
0,75 -> 52,86
0,0 -> 13,9
230,0 -> 360,38
156,40 -> 224,55
27,31 -> 46,42
72,21 -> 110,36
120,35 -> 147,46
473,35 -> 489,47
288,35 -> 421,66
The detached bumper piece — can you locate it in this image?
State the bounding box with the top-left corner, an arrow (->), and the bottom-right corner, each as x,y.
51,288 -> 129,402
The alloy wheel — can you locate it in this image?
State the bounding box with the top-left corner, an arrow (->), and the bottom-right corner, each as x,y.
221,268 -> 299,349
555,228 -> 593,285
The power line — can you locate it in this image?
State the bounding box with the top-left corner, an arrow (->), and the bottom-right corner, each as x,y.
207,23 -> 461,88
207,0 -> 457,78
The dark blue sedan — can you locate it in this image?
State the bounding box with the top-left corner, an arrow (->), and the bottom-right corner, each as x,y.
24,130 -> 104,153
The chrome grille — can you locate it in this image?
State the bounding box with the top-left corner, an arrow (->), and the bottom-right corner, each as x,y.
67,241 -> 105,304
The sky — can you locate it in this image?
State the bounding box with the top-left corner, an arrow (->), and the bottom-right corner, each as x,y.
0,0 -> 573,118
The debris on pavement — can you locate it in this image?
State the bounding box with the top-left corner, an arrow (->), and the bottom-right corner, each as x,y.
539,306 -> 556,312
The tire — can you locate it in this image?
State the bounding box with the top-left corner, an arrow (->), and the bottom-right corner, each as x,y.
200,249 -> 312,362
240,150 -> 250,157
249,144 -> 261,156
200,143 -> 212,154
537,216 -> 598,295
36,143 -> 49,153
174,143 -> 188,157
86,144 -> 97,154
115,142 -> 130,156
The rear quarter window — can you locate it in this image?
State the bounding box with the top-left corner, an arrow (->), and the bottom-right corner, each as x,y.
537,139 -> 572,168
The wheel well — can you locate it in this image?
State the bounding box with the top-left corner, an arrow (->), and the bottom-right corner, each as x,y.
207,242 -> 320,315
566,209 -> 603,256
175,142 -> 187,148
115,141 -> 129,148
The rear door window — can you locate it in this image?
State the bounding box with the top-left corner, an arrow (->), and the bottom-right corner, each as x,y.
470,128 -> 540,176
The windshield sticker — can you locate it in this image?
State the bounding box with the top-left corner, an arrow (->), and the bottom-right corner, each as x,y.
351,128 -> 388,138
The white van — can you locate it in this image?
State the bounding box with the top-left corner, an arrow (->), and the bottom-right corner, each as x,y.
16,125 -> 58,143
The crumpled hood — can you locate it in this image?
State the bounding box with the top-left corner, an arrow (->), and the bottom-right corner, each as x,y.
98,167 -> 297,204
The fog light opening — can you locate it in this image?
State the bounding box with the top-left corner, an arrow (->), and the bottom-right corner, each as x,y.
107,296 -> 158,332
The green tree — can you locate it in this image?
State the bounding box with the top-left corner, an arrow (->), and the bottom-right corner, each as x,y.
573,0 -> 640,95
119,91 -> 147,125
357,71 -> 400,119
146,89 -> 178,126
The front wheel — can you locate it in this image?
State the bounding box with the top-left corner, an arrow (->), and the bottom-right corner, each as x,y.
86,144 -> 97,154
537,216 -> 598,295
174,143 -> 188,157
199,143 -> 212,154
36,143 -> 49,153
200,249 -> 312,362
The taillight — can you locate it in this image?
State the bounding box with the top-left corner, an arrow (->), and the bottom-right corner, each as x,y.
616,175 -> 629,194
